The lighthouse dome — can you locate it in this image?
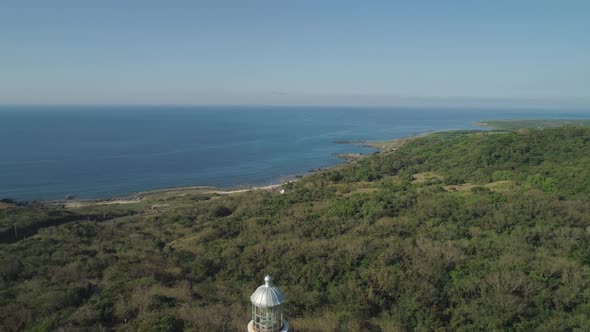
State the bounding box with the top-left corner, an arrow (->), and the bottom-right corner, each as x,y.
250,275 -> 286,308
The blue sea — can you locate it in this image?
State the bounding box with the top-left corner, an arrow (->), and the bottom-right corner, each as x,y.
1,105 -> 589,200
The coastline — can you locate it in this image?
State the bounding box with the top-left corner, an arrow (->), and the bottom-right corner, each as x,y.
4,106 -> 590,205
127,119 -> 590,201
9,129 -> 460,208
44,117 -> 590,208
11,125 -> 495,207
49,131 -> 438,207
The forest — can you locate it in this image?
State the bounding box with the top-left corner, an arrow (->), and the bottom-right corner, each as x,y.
1,125 -> 589,331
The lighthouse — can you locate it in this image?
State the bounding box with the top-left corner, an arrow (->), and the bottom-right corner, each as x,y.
248,275 -> 288,332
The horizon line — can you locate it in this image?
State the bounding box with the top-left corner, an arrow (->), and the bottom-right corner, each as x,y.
1,102 -> 589,111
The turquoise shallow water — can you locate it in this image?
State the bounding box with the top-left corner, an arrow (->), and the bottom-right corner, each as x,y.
0,105 -> 588,200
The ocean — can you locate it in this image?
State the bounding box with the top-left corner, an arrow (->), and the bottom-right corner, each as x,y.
1,105 -> 589,200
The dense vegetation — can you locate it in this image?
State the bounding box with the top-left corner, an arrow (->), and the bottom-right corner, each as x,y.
1,126 -> 589,331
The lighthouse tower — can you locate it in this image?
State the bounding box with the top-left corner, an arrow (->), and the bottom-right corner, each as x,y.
248,275 -> 288,332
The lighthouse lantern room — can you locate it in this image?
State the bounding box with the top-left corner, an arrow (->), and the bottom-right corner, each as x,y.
248,275 -> 288,332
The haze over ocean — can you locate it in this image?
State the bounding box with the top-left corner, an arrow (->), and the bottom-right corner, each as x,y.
1,105 -> 588,200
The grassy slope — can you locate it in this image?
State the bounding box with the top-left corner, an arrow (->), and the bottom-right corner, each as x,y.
1,126 -> 590,331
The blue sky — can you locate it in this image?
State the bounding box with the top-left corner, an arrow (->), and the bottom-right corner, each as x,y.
1,1 -> 589,107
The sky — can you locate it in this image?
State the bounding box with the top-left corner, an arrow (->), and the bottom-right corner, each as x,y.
1,0 -> 589,107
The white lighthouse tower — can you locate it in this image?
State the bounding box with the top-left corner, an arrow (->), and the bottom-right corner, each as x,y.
248,275 -> 288,332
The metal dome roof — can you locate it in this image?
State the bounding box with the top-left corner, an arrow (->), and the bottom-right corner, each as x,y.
250,275 -> 286,308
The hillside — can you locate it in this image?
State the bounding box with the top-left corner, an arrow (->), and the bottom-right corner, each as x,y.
476,119 -> 590,131
1,126 -> 590,331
